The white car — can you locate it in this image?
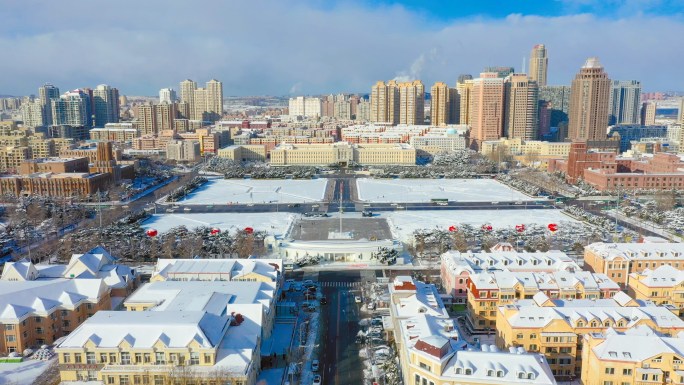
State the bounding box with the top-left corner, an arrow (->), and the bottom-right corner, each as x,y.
355,296 -> 362,303
313,375 -> 322,385
311,360 -> 319,372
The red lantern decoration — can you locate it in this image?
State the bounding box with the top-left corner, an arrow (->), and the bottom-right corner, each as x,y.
210,228 -> 221,235
481,224 -> 493,232
244,227 -> 254,234
547,223 -> 558,232
448,225 -> 457,232
515,224 -> 526,233
146,229 -> 158,237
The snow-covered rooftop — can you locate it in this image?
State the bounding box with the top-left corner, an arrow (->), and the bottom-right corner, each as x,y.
153,258 -> 282,283
57,311 -> 228,349
469,270 -> 619,292
586,242 -> 684,261
441,248 -> 580,276
590,325 -> 684,363
124,280 -> 275,315
389,277 -> 449,319
141,212 -> 294,235
630,264 -> 684,287
0,279 -> 109,322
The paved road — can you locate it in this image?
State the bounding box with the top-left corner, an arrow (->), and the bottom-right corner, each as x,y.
319,270 -> 365,385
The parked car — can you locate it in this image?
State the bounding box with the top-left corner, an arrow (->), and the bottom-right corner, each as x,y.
355,296 -> 362,303
313,375 -> 322,385
311,360 -> 319,372
367,302 -> 376,310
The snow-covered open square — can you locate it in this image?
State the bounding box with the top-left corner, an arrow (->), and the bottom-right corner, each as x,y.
176,178 -> 328,205
356,178 -> 536,203
141,212 -> 295,235
383,209 -> 578,242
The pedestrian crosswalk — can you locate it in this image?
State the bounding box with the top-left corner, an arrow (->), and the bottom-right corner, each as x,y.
319,281 -> 363,288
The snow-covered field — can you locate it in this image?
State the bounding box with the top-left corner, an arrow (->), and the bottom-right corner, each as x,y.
357,178 -> 536,203
0,359 -> 54,385
177,179 -> 328,205
382,209 -> 578,242
141,213 -> 295,235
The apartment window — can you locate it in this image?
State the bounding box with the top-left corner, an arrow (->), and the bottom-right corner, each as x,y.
62,320 -> 71,328
109,353 -> 117,363
142,375 -> 150,385
100,353 -> 107,363
623,369 -> 632,375
155,352 -> 165,364
36,327 -> 44,335
144,353 -> 151,364
415,374 -> 420,385
87,371 -> 97,381
121,352 -> 131,365
86,352 -> 96,364
5,324 -> 14,331
653,375 -> 660,381
154,376 -> 164,385
516,333 -> 524,340
87,303 -> 94,310
107,376 -> 115,385
5,335 -> 15,342
530,333 -> 537,339
134,375 -> 142,385
120,376 -> 130,385
74,353 -> 82,363
190,352 -> 200,365
203,354 -> 212,364
603,381 -> 613,385
62,353 -> 71,363
642,374 -> 649,381
621,382 -> 630,385
135,353 -> 142,364
560,347 -> 572,354
529,344 -> 538,351
419,362 -> 431,372
34,317 -> 42,323
606,368 -> 615,375
559,358 -> 572,365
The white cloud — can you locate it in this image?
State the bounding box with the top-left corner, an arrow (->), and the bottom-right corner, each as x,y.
0,0 -> 682,95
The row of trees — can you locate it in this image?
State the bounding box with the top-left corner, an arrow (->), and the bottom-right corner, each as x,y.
166,176 -> 208,202
202,158 -> 319,179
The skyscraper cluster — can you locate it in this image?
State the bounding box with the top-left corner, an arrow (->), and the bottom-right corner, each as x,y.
370,80 -> 425,125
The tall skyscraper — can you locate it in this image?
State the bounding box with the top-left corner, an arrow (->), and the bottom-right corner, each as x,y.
398,81 -> 425,125
456,75 -> 473,125
448,88 -> 459,124
609,80 -> 641,125
641,102 -> 657,126
356,98 -> 371,121
539,85 -> 571,128
179,79 -> 197,119
504,74 -> 539,140
159,88 -> 177,104
52,90 -> 92,126
370,80 -> 400,124
38,83 -> 60,126
529,44 -> 548,86
568,57 -> 611,141
180,79 -> 223,122
470,73 -> 505,149
92,84 -> 120,127
288,96 -> 321,118
678,99 -> 684,124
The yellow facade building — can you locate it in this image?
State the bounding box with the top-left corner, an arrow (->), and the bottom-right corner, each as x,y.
584,242 -> 684,287
581,326 -> 684,385
269,142 -> 416,166
216,145 -> 267,163
495,292 -> 684,380
628,265 -> 684,315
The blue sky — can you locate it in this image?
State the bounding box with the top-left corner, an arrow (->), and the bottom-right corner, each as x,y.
1,0 -> 683,96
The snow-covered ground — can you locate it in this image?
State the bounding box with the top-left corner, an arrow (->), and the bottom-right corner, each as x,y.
0,358 -> 54,385
382,209 -> 578,242
141,213 -> 295,235
357,178 -> 537,203
176,179 -> 328,205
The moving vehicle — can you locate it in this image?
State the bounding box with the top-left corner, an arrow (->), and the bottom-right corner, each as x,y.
311,360 -> 319,372
313,375 -> 322,385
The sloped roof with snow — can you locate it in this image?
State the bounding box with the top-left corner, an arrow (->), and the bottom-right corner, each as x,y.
586,242 -> 684,261
469,270 -> 619,292
153,258 -> 282,282
391,279 -> 448,319
631,265 -> 684,287
591,325 -> 684,363
0,279 -> 109,322
57,311 -> 228,349
441,249 -> 580,276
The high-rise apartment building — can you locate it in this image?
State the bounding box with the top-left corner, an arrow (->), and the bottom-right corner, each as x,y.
51,90 -> 92,127
679,98 -> 684,124
38,83 -> 60,126
641,102 -> 657,126
398,80 -> 424,125
529,44 -> 548,86
20,100 -> 45,128
159,88 -> 176,104
470,73 -> 505,149
456,75 -> 473,125
135,103 -> 178,135
370,80 -> 400,124
204,79 -> 223,122
430,82 -> 450,126
288,96 -> 322,118
568,57 -> 611,141
609,80 -> 641,125
356,98 -> 371,121
504,74 -> 539,140
539,85 -> 571,128
92,84 -> 120,127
